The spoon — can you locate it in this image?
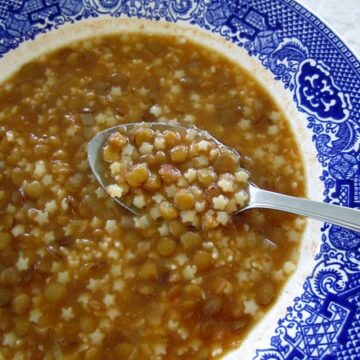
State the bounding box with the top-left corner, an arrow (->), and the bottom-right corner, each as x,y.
88,123 -> 360,233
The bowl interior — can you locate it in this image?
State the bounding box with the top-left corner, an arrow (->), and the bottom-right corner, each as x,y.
0,16 -> 323,358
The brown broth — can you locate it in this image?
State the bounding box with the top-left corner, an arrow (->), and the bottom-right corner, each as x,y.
0,34 -> 305,359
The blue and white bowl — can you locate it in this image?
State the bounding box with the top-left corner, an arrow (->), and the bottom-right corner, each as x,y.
0,0 -> 359,358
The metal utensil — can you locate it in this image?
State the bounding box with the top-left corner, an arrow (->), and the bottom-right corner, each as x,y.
88,122 -> 360,232
239,183 -> 360,232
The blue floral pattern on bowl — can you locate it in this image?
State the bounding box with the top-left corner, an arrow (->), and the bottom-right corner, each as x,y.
0,0 -> 359,358
295,59 -> 351,123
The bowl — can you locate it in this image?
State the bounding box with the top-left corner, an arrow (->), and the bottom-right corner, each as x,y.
0,0 -> 359,359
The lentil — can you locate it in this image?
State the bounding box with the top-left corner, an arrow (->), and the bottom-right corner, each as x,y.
156,237 -> 177,257
11,293 -> 31,315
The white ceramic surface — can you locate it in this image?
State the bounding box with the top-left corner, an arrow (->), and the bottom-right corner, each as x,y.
299,0 -> 360,55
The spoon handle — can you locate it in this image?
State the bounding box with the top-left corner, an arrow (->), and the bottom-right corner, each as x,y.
247,186 -> 360,232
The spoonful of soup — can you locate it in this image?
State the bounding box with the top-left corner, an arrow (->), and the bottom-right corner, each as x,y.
88,122 -> 360,232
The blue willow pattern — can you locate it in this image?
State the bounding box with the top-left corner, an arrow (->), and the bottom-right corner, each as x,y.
0,0 -> 359,358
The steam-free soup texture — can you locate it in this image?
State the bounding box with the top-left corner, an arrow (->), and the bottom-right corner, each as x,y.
102,124 -> 250,228
0,34 -> 305,360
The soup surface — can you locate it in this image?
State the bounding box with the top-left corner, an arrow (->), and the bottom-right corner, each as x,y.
0,34 -> 305,359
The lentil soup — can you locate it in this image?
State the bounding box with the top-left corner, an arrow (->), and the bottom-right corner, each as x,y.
0,33 -> 305,359
102,123 -> 250,228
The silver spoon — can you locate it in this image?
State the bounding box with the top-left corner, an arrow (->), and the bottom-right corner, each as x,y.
88,123 -> 360,232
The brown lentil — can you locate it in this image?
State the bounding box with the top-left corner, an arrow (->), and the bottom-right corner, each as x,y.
23,180 -> 44,199
125,164 -> 149,187
11,293 -> 31,315
156,237 -> 177,257
138,261 -> 158,280
44,283 -> 67,303
193,251 -> 213,272
181,232 -> 203,250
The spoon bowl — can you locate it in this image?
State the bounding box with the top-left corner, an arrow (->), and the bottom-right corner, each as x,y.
88,122 -> 224,215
